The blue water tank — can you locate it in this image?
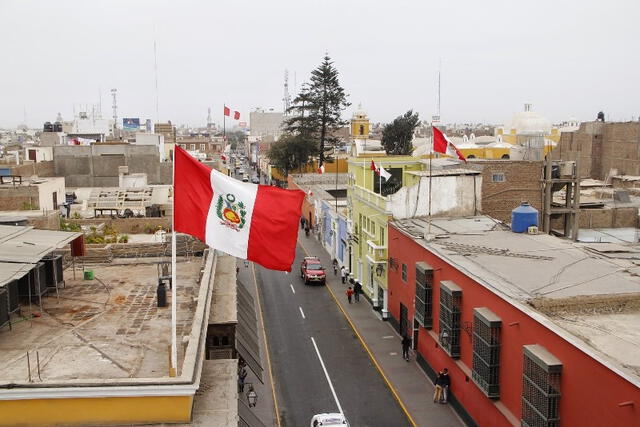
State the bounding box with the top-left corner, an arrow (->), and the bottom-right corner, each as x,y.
511,202 -> 539,233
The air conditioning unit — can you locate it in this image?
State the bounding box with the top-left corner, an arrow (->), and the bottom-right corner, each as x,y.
528,226 -> 539,235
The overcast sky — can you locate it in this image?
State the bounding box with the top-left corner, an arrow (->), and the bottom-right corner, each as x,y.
1,0 -> 639,129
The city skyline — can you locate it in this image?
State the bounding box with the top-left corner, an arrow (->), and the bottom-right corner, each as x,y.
1,0 -> 639,128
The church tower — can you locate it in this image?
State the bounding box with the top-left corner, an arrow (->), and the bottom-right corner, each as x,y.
350,104 -> 370,139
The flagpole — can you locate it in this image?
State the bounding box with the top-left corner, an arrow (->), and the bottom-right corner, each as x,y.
428,127 -> 433,236
170,145 -> 178,377
223,103 -> 226,145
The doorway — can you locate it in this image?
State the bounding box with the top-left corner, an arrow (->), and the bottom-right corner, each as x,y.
413,319 -> 419,350
399,303 -> 408,338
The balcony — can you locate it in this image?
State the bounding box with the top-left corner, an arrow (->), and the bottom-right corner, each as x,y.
366,239 -> 388,263
352,186 -> 392,213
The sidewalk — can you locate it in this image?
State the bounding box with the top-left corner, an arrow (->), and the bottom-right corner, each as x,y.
298,230 -> 464,427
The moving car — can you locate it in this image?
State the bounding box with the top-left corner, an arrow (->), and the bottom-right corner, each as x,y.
311,413 -> 349,426
301,256 -> 326,285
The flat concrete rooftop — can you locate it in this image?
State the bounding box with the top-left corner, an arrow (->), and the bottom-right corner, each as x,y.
0,259 -> 201,382
394,216 -> 640,301
393,216 -> 640,382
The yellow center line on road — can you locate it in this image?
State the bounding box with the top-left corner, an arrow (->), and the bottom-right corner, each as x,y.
250,262 -> 282,427
298,239 -> 418,427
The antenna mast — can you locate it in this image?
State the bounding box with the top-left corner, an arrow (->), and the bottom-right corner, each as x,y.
207,107 -> 212,129
111,88 -> 118,136
154,40 -> 159,122
437,59 -> 441,119
283,69 -> 291,114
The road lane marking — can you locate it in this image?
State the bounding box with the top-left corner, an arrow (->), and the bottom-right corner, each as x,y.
298,239 -> 417,427
382,335 -> 395,339
251,263 -> 282,427
290,284 -> 295,294
299,307 -> 305,319
311,337 -> 343,416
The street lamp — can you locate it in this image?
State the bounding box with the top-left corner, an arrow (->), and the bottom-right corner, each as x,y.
246,385 -> 258,408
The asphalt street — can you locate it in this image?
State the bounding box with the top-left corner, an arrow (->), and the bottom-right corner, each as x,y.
255,245 -> 410,427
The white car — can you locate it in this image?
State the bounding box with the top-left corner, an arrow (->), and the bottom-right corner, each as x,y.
311,413 -> 349,426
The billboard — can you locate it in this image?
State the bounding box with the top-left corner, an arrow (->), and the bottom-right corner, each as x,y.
123,118 -> 140,131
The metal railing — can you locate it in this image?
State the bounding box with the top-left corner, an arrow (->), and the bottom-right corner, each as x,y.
352,186 -> 392,213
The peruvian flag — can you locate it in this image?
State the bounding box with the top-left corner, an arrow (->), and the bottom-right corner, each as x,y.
433,126 -> 466,162
223,106 -> 231,116
317,161 -> 325,174
370,160 -> 392,181
174,146 -> 305,271
234,111 -> 240,120
221,154 -> 227,162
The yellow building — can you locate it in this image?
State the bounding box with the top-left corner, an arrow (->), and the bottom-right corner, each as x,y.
348,152 -> 422,318
351,104 -> 370,139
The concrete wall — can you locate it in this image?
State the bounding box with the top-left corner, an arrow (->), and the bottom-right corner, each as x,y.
65,217 -> 171,234
36,177 -> 65,210
0,186 -> 40,209
53,145 -> 169,187
390,174 -> 482,219
10,161 -> 55,178
551,206 -> 638,229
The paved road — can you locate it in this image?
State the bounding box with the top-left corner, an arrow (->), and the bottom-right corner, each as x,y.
256,246 -> 410,427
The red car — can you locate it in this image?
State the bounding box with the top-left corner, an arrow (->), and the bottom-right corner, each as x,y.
300,256 -> 326,285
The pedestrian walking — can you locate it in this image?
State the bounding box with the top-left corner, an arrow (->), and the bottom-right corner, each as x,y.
238,367 -> 247,393
353,281 -> 362,302
433,370 -> 444,403
305,225 -> 310,237
401,335 -> 412,361
332,259 -> 338,275
440,368 -> 451,403
346,287 -> 354,304
300,216 -> 306,230
340,266 -> 347,284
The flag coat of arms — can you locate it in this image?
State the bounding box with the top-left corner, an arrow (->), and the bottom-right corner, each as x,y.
174,146 -> 305,271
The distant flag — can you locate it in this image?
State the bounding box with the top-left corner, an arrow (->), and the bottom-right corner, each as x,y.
370,160 -> 391,181
234,111 -> 240,120
433,126 -> 466,162
221,154 -> 227,162
223,106 -> 231,117
317,161 -> 325,174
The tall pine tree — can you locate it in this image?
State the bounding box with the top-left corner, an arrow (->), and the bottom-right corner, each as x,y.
285,55 -> 350,166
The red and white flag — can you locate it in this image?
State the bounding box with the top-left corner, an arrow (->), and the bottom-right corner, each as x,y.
223,106 -> 231,117
370,160 -> 392,181
221,154 -> 227,162
234,111 -> 240,120
317,161 -> 325,174
174,146 -> 305,271
433,126 -> 466,162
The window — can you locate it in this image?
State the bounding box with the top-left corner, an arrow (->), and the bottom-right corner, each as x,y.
414,262 -> 433,329
439,281 -> 462,358
522,345 -> 562,427
472,308 -> 501,398
380,226 -> 385,246
492,173 -> 505,182
190,144 -> 196,150
401,263 -> 407,282
200,144 -> 206,151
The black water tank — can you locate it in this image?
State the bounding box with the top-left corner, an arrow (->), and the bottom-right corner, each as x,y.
43,122 -> 53,132
53,121 -> 63,132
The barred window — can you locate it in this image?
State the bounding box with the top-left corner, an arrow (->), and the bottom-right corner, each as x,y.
522,345 -> 562,427
401,263 -> 407,282
471,308 -> 501,399
414,262 -> 433,329
439,281 -> 462,358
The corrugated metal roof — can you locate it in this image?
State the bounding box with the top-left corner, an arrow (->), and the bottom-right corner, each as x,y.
0,225 -> 81,264
0,262 -> 33,288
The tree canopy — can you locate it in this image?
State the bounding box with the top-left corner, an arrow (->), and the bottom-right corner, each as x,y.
381,110 -> 420,155
266,134 -> 316,177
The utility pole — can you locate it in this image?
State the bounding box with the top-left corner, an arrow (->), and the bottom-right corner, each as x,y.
111,88 -> 118,138
283,70 -> 291,115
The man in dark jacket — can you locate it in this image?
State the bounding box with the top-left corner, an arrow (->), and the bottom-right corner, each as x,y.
440,368 -> 450,403
353,281 -> 362,302
401,335 -> 411,361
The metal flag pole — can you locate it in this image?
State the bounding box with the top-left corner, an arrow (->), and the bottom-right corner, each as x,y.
428,127 -> 433,236
170,148 -> 178,377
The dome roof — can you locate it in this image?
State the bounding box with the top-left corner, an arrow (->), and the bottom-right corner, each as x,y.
509,104 -> 551,135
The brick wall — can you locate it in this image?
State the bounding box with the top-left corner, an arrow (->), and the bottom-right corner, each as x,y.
0,186 -> 40,210
471,160 -> 544,223
10,161 -> 55,178
551,206 -> 638,229
65,217 -> 171,234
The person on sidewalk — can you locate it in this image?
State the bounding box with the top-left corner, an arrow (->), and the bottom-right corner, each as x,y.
300,216 -> 306,230
433,370 -> 444,403
440,368 -> 451,403
346,287 -> 354,304
401,335 -> 412,361
332,259 -> 338,275
353,281 -> 362,302
340,266 -> 347,284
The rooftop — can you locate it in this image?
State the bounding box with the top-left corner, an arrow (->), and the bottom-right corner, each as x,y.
0,258 -> 203,383
392,216 -> 640,381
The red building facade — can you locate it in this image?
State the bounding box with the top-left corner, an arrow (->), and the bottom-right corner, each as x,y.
387,222 -> 640,427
